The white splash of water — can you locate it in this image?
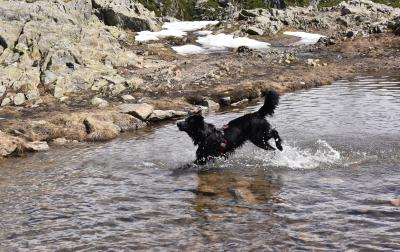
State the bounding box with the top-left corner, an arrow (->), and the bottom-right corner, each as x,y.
254,140 -> 342,169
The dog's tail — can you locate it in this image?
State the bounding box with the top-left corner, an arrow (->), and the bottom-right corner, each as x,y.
257,90 -> 280,117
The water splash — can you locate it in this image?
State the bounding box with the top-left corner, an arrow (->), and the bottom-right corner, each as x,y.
263,140 -> 342,169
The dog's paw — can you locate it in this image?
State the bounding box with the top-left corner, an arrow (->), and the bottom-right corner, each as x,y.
276,143 -> 283,151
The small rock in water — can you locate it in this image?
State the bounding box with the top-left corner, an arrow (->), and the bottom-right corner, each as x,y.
229,188 -> 257,204
25,141 -> 49,152
390,198 -> 400,207
220,96 -> 231,106
149,110 -> 187,121
52,138 -> 68,145
202,99 -> 220,112
117,103 -> 154,120
231,99 -> 249,107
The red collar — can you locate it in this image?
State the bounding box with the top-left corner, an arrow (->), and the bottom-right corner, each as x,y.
218,139 -> 228,155
218,124 -> 229,155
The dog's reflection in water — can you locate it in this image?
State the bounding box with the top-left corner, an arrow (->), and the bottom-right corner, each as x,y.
177,168 -> 283,251
183,168 -> 283,210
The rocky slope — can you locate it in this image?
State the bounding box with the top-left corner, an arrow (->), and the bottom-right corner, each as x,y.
0,0 -> 160,106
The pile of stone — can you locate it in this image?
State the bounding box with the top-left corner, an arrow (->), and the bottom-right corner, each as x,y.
0,0 -> 160,106
237,0 -> 400,37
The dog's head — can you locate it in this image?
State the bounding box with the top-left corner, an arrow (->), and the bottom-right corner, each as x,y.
177,114 -> 205,133
177,114 -> 213,145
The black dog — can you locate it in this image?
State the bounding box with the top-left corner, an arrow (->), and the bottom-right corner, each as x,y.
177,90 -> 283,165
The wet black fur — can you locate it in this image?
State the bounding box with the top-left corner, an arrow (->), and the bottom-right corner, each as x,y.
177,90 -> 283,165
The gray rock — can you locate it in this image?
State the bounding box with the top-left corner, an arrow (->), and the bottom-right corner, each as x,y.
1,97 -> 11,107
149,110 -> 188,121
317,37 -> 336,46
346,30 -> 359,38
126,77 -> 144,90
306,58 -> 321,67
92,0 -> 161,31
24,141 -> 50,152
228,188 -> 257,204
117,103 -> 154,120
44,71 -> 57,85
246,26 -> 264,36
13,93 -> 26,106
220,97 -> 231,106
121,94 -> 135,102
0,20 -> 24,49
202,100 -> 220,112
231,99 -> 249,107
0,85 -> 6,97
111,83 -> 126,95
52,138 -> 69,145
0,131 -> 49,156
83,116 -> 121,141
26,89 -> 40,101
91,97 -> 109,108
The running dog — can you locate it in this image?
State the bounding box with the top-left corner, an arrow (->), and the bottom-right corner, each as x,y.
177,90 -> 283,165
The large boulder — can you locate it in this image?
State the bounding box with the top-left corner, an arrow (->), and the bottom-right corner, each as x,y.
0,130 -> 48,157
92,0 -> 161,31
148,110 -> 188,121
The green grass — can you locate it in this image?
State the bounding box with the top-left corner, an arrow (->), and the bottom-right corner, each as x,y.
372,0 -> 400,8
138,0 -> 400,21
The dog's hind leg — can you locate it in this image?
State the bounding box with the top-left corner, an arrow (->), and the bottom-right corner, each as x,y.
250,129 -> 283,152
271,129 -> 283,151
250,136 -> 276,151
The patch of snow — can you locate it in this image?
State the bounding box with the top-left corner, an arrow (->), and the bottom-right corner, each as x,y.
135,30 -> 187,42
136,21 -> 219,42
283,31 -> 326,45
172,33 -> 270,55
162,21 -> 219,32
172,44 -> 207,55
197,33 -> 270,51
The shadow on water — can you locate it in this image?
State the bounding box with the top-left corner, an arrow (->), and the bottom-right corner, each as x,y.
0,75 -> 400,251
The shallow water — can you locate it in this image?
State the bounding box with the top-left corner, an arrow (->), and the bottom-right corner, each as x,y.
1,76 -> 400,251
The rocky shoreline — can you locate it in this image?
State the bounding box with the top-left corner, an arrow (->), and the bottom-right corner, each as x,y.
0,0 -> 399,158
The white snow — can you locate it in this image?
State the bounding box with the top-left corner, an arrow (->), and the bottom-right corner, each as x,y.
196,33 -> 270,51
136,20 -> 271,55
172,33 -> 270,55
135,30 -> 187,42
135,21 -> 219,42
172,44 -> 207,55
162,21 -> 219,32
283,31 -> 326,45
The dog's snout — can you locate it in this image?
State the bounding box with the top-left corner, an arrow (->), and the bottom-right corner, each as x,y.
177,121 -> 183,130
